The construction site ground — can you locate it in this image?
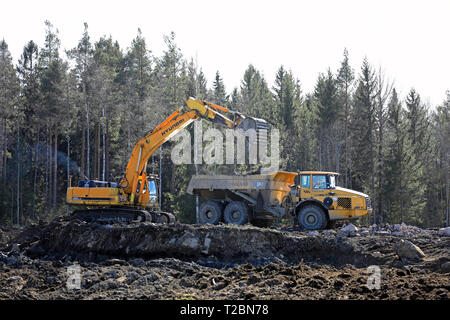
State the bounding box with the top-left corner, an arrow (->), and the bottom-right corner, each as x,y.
0,217 -> 449,300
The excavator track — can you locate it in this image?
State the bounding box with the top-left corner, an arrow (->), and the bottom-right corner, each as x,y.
152,211 -> 176,224
71,207 -> 177,225
72,208 -> 153,224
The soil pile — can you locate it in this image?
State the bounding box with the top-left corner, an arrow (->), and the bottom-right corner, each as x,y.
0,217 -> 448,300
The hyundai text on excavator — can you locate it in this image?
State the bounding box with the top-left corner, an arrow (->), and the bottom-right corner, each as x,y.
66,97 -> 269,224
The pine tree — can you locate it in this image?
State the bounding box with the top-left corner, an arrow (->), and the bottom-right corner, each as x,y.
153,31 -> 187,210
351,58 -> 377,223
336,48 -> 354,187
374,68 -> 393,223
383,88 -> 407,223
403,88 -> 430,225
0,39 -> 20,223
67,22 -> 94,180
17,40 -> 41,220
39,21 -> 67,212
313,69 -> 340,171
212,71 -> 228,106
272,68 -> 302,170
93,36 -> 124,180
432,92 -> 449,226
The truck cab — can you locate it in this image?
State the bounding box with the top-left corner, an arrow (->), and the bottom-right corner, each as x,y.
293,171 -> 372,229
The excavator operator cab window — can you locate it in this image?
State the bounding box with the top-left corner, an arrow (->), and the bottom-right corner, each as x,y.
142,180 -> 147,194
148,180 -> 157,202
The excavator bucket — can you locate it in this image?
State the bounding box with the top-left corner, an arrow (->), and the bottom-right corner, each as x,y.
236,117 -> 270,146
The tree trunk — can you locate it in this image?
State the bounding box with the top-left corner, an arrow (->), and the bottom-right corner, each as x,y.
106,119 -> 110,180
0,118 -> 3,218
66,132 -> 70,215
53,127 -> 58,209
102,105 -> 105,181
48,125 -> 52,213
32,124 -> 39,219
97,121 -> 101,180
93,122 -> 99,179
159,147 -> 162,210
3,118 -> 8,187
81,118 -> 85,179
0,117 -> 3,180
16,112 -> 20,226
85,82 -> 90,179
378,125 -> 383,223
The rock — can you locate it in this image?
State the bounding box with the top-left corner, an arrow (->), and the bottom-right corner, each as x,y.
102,258 -> 128,266
182,237 -> 199,249
5,256 -> 18,265
177,232 -> 200,250
438,227 -> 450,237
27,241 -> 46,257
341,224 -> 358,233
129,258 -> 145,267
359,230 -> 369,237
307,231 -> 319,237
201,237 -> 212,254
372,251 -> 383,258
440,262 -> 450,273
10,243 -> 20,254
0,252 -> 7,261
8,276 -> 25,290
394,240 -> 426,261
333,280 -> 344,289
323,230 -> 336,237
103,269 -> 123,279
375,231 -> 390,236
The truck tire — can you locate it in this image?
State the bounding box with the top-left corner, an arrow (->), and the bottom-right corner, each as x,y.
297,205 -> 328,230
223,201 -> 248,225
199,201 -> 223,225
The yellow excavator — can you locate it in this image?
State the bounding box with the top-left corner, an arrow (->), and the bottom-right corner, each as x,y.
66,97 -> 269,223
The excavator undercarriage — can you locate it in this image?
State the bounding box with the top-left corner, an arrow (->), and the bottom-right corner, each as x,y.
71,207 -> 176,224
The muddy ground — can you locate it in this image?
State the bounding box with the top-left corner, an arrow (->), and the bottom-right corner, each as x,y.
0,217 -> 448,300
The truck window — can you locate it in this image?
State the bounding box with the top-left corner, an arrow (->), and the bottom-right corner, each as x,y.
312,175 -> 326,189
328,175 -> 336,189
149,180 -> 157,202
301,175 -> 310,188
312,175 -> 336,189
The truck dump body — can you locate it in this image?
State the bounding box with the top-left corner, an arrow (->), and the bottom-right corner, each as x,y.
187,171 -> 297,208
187,170 -> 371,230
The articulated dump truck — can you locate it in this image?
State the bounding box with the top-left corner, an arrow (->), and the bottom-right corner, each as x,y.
187,171 -> 372,230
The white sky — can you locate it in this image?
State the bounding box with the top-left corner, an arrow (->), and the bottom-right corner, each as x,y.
1,0 -> 449,107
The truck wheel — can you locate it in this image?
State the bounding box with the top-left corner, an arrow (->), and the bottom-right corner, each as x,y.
224,201 -> 248,225
297,205 -> 328,230
199,201 -> 223,225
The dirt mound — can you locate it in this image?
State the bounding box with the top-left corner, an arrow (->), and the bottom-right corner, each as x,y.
21,218 -> 389,268
0,217 -> 449,300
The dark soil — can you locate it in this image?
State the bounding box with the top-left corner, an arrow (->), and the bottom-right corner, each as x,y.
0,217 -> 448,300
